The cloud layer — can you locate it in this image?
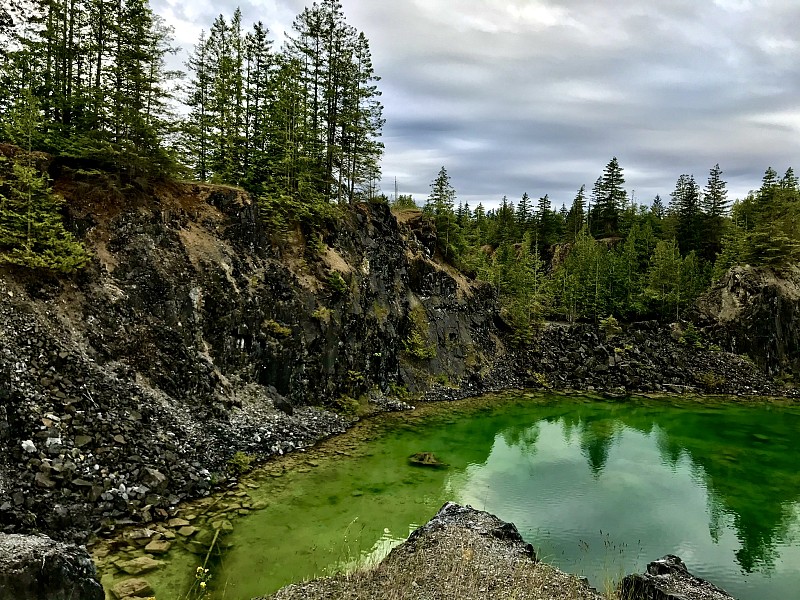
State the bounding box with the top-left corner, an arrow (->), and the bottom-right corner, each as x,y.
154,0 -> 800,209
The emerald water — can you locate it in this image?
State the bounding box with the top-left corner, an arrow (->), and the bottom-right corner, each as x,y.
104,394 -> 800,599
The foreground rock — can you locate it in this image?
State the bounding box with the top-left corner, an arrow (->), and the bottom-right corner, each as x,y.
619,555 -> 735,600
261,502 -> 604,600
0,533 -> 103,600
261,504 -> 739,600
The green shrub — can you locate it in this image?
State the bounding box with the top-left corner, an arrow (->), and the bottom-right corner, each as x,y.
325,395 -> 360,415
327,271 -> 349,296
263,319 -> 291,337
531,372 -> 550,389
227,451 -> 255,475
312,306 -> 332,324
387,382 -> 411,400
600,315 -> 622,339
404,329 -> 436,360
697,371 -> 725,391
679,322 -> 703,348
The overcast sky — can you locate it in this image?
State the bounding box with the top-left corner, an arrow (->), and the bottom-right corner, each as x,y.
153,0 -> 800,210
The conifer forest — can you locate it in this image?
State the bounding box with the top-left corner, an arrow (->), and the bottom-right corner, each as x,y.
1,0 -> 799,343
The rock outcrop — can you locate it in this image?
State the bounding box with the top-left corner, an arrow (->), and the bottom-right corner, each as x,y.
263,502 -> 603,600
263,504 -> 738,600
695,265 -> 800,376
514,320 -> 793,398
0,533 -> 103,600
619,554 -> 735,600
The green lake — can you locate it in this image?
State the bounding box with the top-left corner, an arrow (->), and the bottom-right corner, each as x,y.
100,394 -> 800,599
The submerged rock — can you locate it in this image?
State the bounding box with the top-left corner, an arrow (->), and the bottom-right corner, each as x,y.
408,451 -> 447,468
0,533 -> 103,600
110,577 -> 154,599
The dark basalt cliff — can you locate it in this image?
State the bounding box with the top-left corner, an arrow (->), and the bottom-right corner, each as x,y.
0,172 -> 499,541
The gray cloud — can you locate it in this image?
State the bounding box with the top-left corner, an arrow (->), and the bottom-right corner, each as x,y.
155,0 -> 800,209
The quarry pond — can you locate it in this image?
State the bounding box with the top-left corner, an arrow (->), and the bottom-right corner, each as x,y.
97,393 -> 800,600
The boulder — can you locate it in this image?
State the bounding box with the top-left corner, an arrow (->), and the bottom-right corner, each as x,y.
618,555 -> 735,600
0,533 -> 103,600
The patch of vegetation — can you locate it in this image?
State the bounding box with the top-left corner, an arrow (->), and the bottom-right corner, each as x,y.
263,318 -> 291,338
0,137 -> 89,273
312,306 -> 333,324
678,322 -> 703,348
227,451 -> 255,475
774,371 -> 795,388
387,382 -> 411,401
600,315 -> 622,339
432,372 -> 454,387
531,371 -> 550,389
403,304 -> 436,361
404,330 -> 436,361
324,394 -> 360,415
697,371 -> 726,391
346,370 -> 365,395
306,232 -> 326,258
371,300 -> 389,322
327,271 -> 349,297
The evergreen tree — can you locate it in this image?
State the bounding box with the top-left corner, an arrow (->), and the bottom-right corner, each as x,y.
516,192 -> 532,230
672,174 -> 702,255
700,163 -> 728,260
646,239 -> 683,320
592,157 -> 625,237
0,91 -> 88,272
781,167 -> 798,191
564,185 -> 586,242
424,166 -> 461,258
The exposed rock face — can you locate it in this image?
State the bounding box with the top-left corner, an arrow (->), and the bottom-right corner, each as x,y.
0,166 -> 794,546
0,533 -> 103,600
512,321 -> 792,398
618,554 -> 735,600
695,265 -> 800,375
0,176 -> 497,540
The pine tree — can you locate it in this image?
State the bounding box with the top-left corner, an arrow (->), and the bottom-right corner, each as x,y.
564,185 -> 585,243
424,166 -> 461,258
183,30 -> 213,181
0,91 -> 88,272
592,157 -> 625,237
516,192 -> 532,230
646,239 -> 682,320
700,164 -> 728,261
673,174 -> 702,255
781,167 -> 798,192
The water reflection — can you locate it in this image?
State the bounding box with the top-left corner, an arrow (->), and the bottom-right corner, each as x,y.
485,399 -> 800,576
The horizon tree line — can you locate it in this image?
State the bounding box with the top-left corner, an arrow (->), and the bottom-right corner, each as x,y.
407,159 -> 800,339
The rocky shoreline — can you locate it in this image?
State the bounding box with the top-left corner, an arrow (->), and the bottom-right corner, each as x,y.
0,503 -> 738,600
